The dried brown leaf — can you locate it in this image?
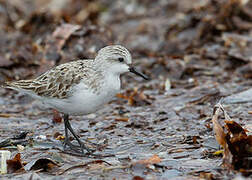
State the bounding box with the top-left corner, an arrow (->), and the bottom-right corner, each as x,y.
117,88 -> 152,106
52,109 -> 62,123
133,176 -> 145,180
7,153 -> 25,174
51,24 -> 81,51
212,106 -> 226,147
0,113 -> 12,118
213,103 -> 252,172
133,154 -> 161,166
24,158 -> 58,171
225,120 -> 247,137
115,117 -> 129,122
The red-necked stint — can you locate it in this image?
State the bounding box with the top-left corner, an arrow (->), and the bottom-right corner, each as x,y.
3,45 -> 149,156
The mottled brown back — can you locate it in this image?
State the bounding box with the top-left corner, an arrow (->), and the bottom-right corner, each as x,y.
6,60 -> 104,99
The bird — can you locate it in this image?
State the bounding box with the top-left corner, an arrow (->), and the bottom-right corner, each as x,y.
2,45 -> 149,156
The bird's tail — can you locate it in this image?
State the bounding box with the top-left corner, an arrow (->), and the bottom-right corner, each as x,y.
1,81 -> 14,88
3,80 -> 34,90
2,80 -> 44,100
0,81 -> 8,88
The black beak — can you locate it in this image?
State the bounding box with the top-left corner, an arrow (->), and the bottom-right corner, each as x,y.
129,66 -> 149,80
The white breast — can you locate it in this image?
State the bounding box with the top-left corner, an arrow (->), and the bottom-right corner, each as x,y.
44,74 -> 121,115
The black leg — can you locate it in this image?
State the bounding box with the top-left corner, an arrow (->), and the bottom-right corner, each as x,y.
63,114 -> 94,154
63,114 -> 69,149
63,114 -> 81,153
61,114 -> 114,158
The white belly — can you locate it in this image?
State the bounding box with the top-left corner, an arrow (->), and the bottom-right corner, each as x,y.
44,75 -> 121,115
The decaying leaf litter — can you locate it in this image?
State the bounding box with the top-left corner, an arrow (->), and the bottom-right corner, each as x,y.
0,0 -> 252,179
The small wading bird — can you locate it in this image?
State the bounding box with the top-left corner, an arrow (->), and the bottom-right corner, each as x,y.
2,45 -> 149,156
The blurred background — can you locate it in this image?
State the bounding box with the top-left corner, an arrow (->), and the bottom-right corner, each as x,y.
0,0 -> 251,88
1,0 -> 252,178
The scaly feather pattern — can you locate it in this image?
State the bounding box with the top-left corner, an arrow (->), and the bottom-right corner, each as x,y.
6,60 -> 104,99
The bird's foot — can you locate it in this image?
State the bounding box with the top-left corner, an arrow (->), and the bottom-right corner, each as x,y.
78,141 -> 96,154
63,138 -> 81,153
84,139 -> 108,151
78,141 -> 114,158
63,138 -> 96,155
62,139 -> 113,158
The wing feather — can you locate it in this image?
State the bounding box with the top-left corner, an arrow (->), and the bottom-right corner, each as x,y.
5,60 -> 99,99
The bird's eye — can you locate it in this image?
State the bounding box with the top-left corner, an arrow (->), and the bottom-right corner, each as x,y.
118,57 -> 124,62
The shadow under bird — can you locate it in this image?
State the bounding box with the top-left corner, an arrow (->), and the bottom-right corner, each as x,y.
3,45 -> 149,156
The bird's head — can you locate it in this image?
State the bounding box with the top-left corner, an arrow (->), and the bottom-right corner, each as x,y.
95,45 -> 149,80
